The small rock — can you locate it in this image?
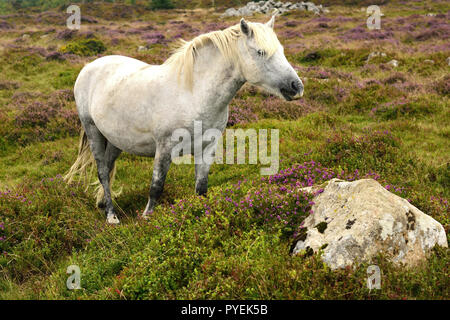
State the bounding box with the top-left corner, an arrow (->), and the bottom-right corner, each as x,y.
387,59 -> 399,68
366,51 -> 386,62
446,57 -> 450,66
221,8 -> 239,17
292,179 -> 447,269
22,34 -> 30,40
424,59 -> 434,64
138,45 -> 147,52
221,0 -> 326,17
238,6 -> 254,16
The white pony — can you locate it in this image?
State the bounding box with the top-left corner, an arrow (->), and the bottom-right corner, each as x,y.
65,17 -> 304,224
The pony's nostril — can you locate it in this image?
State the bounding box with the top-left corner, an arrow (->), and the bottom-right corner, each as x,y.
291,81 -> 300,92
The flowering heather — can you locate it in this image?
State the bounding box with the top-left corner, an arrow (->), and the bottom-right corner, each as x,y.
227,99 -> 259,126
125,27 -> 144,35
51,89 -> 75,102
340,26 -> 394,41
162,159 -> 412,244
164,169 -> 316,240
174,23 -> 195,32
433,75 -> 450,96
15,101 -> 57,128
33,11 -> 66,25
45,51 -> 65,61
334,86 -> 349,102
9,98 -> 79,144
392,80 -> 422,93
264,160 -> 393,190
258,96 -> 310,120
26,46 -> 48,57
54,29 -> 77,40
139,24 -> 156,31
417,42 -> 450,53
413,19 -> 450,41
284,21 -> 299,28
281,30 -> 304,39
383,72 -> 407,84
171,33 -> 183,39
203,22 -> 228,32
80,15 -> 98,24
0,19 -> 13,29
142,32 -> 166,45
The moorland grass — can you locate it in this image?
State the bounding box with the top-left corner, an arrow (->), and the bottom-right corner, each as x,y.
0,0 -> 448,299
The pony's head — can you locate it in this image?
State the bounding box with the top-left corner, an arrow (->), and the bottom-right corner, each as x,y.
165,16 -> 303,100
236,17 -> 304,101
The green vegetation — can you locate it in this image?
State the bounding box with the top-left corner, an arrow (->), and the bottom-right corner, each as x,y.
0,0 -> 448,299
149,0 -> 175,10
60,39 -> 107,56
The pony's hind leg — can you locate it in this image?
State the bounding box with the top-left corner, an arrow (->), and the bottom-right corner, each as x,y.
83,120 -> 122,224
101,142 -> 122,219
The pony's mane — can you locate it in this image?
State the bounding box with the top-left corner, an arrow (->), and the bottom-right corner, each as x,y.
163,21 -> 281,90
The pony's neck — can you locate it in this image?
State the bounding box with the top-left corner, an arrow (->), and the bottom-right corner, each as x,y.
192,43 -> 245,108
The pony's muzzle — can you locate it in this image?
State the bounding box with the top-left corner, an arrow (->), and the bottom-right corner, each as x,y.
291,79 -> 304,99
280,79 -> 304,100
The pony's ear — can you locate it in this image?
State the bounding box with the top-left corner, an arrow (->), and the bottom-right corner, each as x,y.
240,18 -> 252,37
266,15 -> 275,29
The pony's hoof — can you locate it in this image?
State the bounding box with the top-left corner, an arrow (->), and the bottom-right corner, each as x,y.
142,210 -> 152,220
106,213 -> 120,225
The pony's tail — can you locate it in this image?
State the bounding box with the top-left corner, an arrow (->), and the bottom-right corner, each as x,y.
64,129 -> 121,206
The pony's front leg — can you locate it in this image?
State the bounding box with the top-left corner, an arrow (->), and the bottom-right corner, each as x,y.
143,149 -> 171,218
195,142 -> 215,196
195,162 -> 211,196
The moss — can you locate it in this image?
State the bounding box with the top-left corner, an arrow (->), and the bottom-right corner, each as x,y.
305,246 -> 314,257
346,219 -> 356,229
315,222 -> 328,234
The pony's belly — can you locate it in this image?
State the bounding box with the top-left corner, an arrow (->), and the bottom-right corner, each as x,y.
111,136 -> 157,157
118,139 -> 157,157
95,121 -> 157,157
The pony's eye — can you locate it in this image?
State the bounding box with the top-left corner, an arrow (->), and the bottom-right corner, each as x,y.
257,49 -> 265,57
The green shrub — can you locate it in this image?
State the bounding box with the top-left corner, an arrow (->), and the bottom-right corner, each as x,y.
60,39 -> 107,57
295,48 -> 374,68
149,0 -> 174,10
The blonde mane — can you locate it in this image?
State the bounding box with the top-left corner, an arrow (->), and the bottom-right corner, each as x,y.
163,21 -> 281,90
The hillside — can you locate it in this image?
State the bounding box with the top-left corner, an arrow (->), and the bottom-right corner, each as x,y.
0,0 -> 448,299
